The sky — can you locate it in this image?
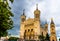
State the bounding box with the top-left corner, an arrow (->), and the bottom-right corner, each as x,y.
8,0 -> 60,41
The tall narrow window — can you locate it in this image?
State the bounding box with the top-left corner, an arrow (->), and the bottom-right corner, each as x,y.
28,29 -> 30,32
25,30 -> 27,32
31,29 -> 33,32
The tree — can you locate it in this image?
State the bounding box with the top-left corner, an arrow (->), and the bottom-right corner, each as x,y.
0,0 -> 14,37
59,38 -> 60,41
39,32 -> 45,41
45,33 -> 50,41
8,37 -> 19,41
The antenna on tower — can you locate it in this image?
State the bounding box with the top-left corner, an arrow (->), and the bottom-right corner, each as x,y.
36,4 -> 38,10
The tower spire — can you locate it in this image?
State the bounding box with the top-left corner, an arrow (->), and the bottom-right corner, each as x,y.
21,9 -> 26,22
51,18 -> 53,21
36,4 -> 38,10
50,18 -> 57,41
23,9 -> 25,15
45,20 -> 48,24
51,18 -> 54,24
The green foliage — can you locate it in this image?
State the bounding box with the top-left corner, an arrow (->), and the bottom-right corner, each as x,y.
9,0 -> 14,3
8,37 -> 19,41
9,37 -> 19,40
39,32 -> 45,41
39,33 -> 50,41
0,0 -> 14,3
59,38 -> 60,41
0,0 -> 14,37
45,33 -> 50,41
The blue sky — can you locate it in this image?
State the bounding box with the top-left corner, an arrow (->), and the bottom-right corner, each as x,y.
8,0 -> 60,41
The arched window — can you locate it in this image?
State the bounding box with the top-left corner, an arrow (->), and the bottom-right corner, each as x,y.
25,30 -> 27,32
28,29 -> 30,32
31,29 -> 33,32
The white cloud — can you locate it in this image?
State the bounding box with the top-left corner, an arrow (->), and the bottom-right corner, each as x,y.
10,35 -> 19,38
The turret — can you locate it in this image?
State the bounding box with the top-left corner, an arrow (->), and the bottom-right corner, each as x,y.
50,18 -> 56,35
50,18 -> 55,27
21,9 -> 26,22
45,21 -> 48,31
34,4 -> 40,21
50,18 -> 57,41
45,21 -> 48,28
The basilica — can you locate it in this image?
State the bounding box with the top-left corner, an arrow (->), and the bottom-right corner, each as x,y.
20,4 -> 57,41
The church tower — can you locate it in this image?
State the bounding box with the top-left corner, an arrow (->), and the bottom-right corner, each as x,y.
34,4 -> 40,21
44,21 -> 48,36
45,21 -> 48,31
20,9 -> 26,39
21,9 -> 26,22
50,18 -> 57,41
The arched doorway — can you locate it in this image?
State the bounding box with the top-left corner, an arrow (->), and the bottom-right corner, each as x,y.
52,40 -> 54,41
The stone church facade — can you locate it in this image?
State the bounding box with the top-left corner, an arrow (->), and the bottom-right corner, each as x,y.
20,4 -> 57,41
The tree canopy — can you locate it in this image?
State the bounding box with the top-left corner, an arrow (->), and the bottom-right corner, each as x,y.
45,33 -> 50,41
39,32 -> 45,41
59,38 -> 60,41
8,37 -> 19,41
39,33 -> 50,41
0,0 -> 14,37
